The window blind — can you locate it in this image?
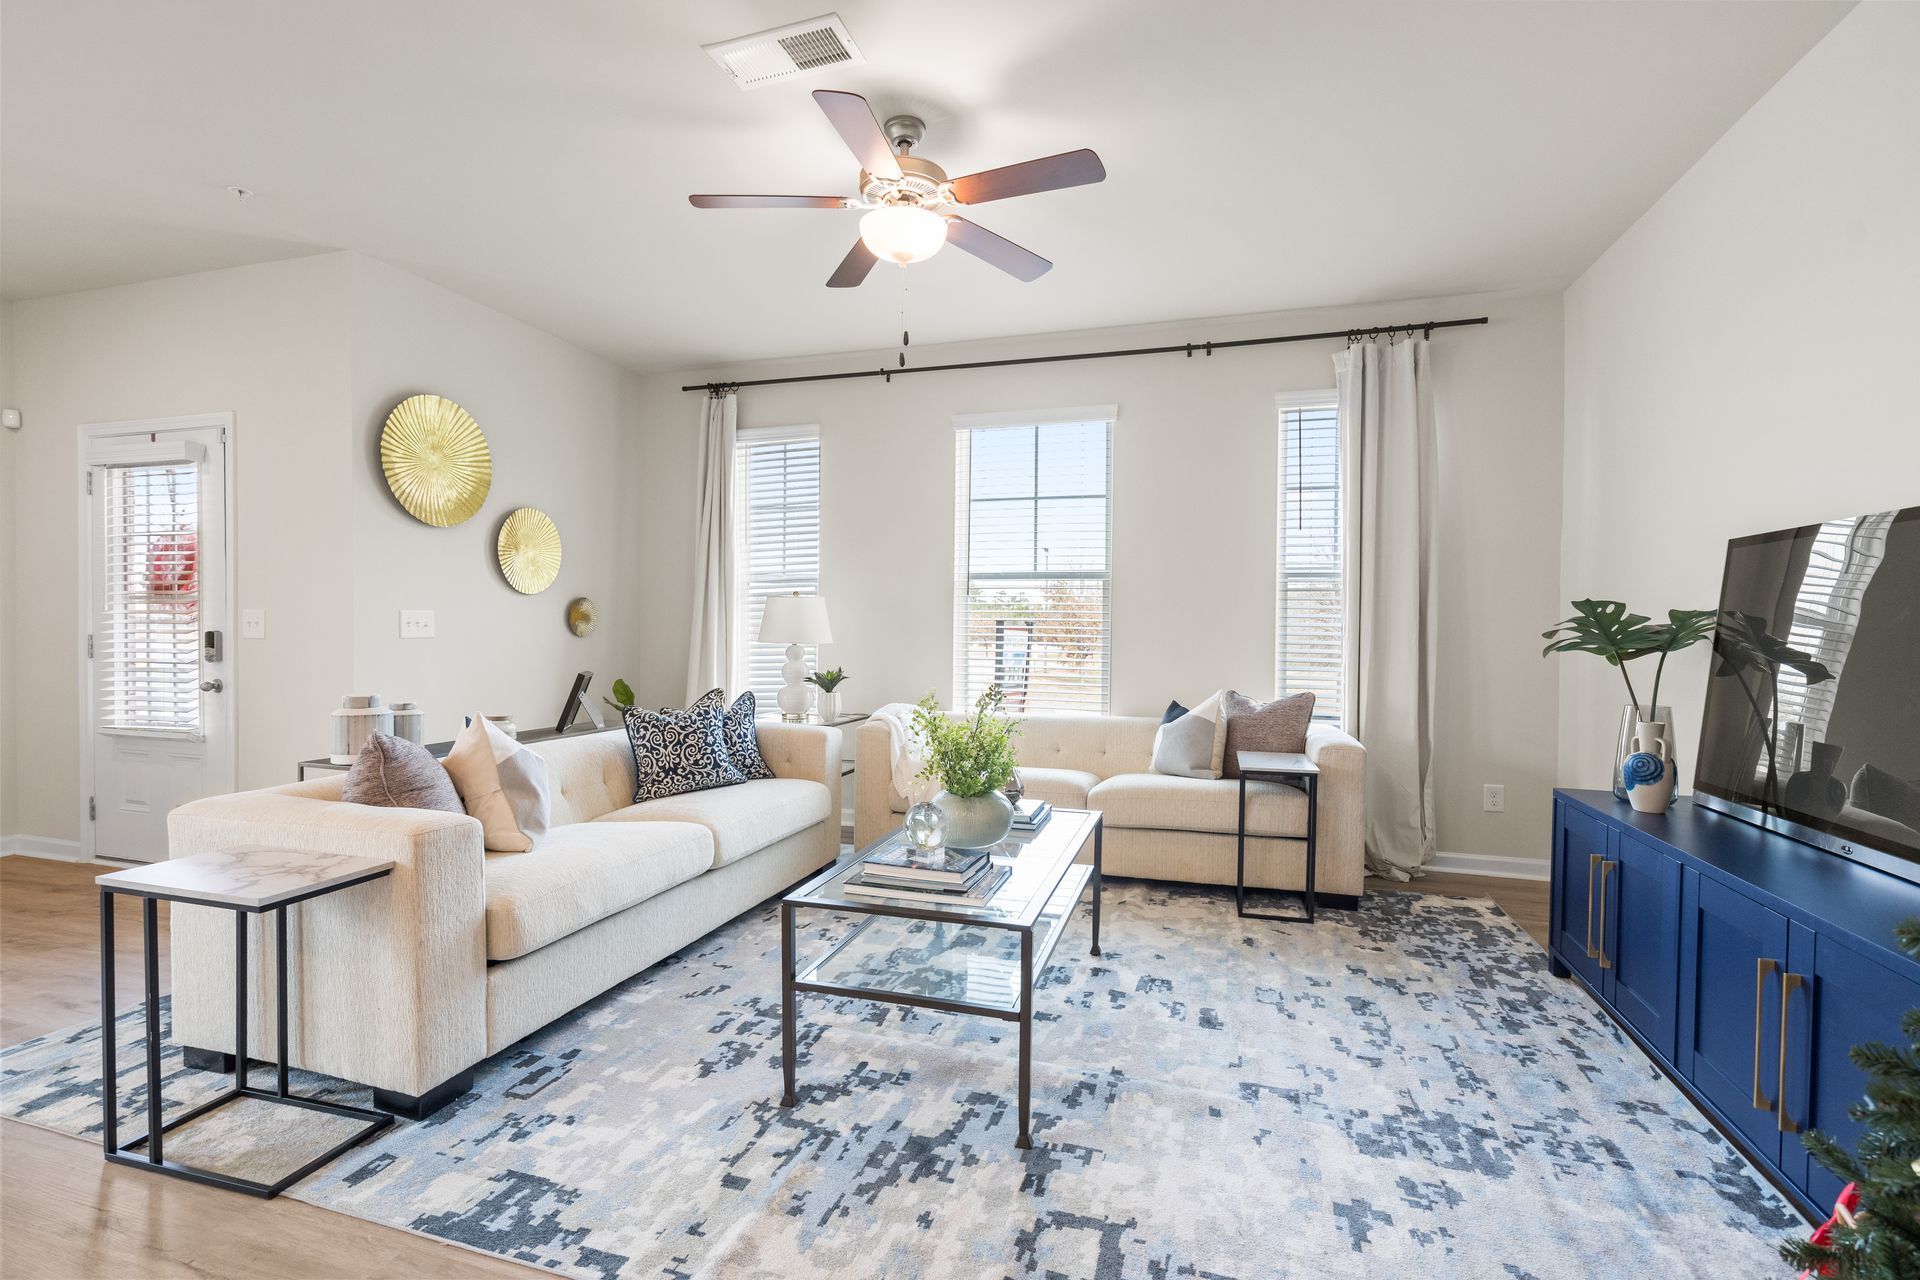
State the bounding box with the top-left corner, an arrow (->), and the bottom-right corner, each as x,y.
733,427 -> 821,706
1276,399 -> 1343,722
97,462 -> 203,738
954,419 -> 1112,715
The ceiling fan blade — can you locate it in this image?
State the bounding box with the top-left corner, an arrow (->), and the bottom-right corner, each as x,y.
689,194 -> 850,209
812,90 -> 902,180
944,217 -> 1052,282
949,149 -> 1105,205
826,239 -> 880,288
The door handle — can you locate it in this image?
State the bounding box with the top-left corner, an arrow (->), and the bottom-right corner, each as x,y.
199,679 -> 224,693
1778,972 -> 1804,1133
1585,854 -> 1602,959
1596,860 -> 1615,970
1752,957 -> 1777,1112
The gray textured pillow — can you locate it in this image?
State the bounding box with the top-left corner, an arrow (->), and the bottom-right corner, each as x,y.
1222,691 -> 1317,778
342,732 -> 463,813
1151,710 -> 1217,779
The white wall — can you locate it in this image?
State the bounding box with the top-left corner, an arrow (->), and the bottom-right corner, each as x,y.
631,289 -> 1565,863
0,300 -> 18,843
348,255 -> 637,747
1560,3 -> 1920,790
0,253 -> 643,847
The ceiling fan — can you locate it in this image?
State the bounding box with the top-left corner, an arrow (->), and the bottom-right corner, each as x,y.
690,90 -> 1105,288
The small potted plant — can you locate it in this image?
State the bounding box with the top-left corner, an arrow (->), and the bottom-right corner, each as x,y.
912,686 -> 1021,850
806,667 -> 849,721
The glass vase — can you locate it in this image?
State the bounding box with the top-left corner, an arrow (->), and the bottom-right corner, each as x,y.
1613,703 -> 1675,802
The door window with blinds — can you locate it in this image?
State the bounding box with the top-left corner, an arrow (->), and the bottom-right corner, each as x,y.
1276,393 -> 1344,723
733,425 -> 821,706
953,412 -> 1113,715
96,455 -> 205,737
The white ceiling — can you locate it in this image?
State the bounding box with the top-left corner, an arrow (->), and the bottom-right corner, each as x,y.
2,1 -> 1849,372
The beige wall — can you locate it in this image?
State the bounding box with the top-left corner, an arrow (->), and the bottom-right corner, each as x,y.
0,252 -> 642,845
1559,3 -> 1920,792
630,289 -> 1565,863
0,300 -> 17,843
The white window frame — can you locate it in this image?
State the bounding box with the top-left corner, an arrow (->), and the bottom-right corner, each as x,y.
1275,389 -> 1345,725
952,405 -> 1117,716
731,424 -> 821,708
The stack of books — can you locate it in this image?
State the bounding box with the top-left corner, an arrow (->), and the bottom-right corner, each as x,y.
1011,798 -> 1052,832
844,842 -> 1011,907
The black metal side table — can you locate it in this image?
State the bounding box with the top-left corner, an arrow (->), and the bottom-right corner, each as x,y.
97,848 -> 397,1197
1234,750 -> 1321,923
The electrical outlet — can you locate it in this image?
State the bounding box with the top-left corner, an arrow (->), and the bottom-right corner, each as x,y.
241,609 -> 266,639
1483,784 -> 1506,814
399,609 -> 436,639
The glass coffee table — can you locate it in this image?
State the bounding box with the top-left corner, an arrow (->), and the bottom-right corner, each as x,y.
779,808 -> 1103,1149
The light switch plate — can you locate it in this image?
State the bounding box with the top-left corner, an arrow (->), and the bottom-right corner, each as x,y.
241,609 -> 266,639
399,609 -> 436,639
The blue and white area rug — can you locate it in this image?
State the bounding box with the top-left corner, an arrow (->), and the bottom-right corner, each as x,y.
1,885 -> 1801,1278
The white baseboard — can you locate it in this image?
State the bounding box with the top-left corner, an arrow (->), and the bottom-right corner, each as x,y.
0,834 -> 86,862
1427,850 -> 1551,882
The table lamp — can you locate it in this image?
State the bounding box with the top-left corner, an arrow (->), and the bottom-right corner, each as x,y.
757,593 -> 833,720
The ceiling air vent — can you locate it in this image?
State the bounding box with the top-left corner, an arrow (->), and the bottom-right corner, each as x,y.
703,14 -> 864,90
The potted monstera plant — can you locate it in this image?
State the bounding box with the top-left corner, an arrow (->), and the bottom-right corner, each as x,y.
1542,600 -> 1716,810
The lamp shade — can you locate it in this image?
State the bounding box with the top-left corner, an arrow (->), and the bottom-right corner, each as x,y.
757,593 -> 833,644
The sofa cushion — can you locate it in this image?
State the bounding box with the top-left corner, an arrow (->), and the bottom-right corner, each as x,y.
533,728 -> 638,826
623,688 -> 745,802
596,777 -> 830,868
485,821 -> 712,961
1013,767 -> 1101,810
1088,772 -> 1308,838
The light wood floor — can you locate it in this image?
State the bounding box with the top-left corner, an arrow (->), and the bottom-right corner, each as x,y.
0,854 -> 1550,1279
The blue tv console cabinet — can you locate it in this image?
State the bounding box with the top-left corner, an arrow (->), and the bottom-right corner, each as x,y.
1550,788 -> 1920,1220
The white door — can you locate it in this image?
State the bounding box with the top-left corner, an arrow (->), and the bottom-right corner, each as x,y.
83,417 -> 235,862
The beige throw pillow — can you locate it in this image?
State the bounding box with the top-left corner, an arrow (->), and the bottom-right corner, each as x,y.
443,715 -> 552,852
1191,689 -> 1231,777
1221,690 -> 1317,778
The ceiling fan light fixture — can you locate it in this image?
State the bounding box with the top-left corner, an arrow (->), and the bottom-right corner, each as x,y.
858,204 -> 946,265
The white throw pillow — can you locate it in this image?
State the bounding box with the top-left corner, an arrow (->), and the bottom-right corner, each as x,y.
1190,689 -> 1231,777
1151,710 -> 1218,779
443,715 -> 551,852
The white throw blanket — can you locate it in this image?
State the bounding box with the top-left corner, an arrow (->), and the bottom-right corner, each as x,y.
868,702 -> 935,805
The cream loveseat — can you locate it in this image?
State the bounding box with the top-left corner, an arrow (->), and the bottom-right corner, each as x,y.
167,723 -> 841,1116
854,715 -> 1366,903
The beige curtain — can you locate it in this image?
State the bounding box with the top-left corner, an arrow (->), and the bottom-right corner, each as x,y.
685,390 -> 737,704
1336,337 -> 1437,880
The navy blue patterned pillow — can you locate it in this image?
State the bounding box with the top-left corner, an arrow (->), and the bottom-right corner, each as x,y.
722,692 -> 776,781
623,688 -> 745,802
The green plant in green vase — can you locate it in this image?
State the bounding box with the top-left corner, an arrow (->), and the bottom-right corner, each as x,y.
912,685 -> 1020,798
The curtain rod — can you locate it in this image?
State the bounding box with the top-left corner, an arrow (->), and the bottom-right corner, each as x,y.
682,316 -> 1488,394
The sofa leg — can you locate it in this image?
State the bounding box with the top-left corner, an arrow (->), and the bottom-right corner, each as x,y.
181,1045 -> 236,1073
372,1069 -> 476,1121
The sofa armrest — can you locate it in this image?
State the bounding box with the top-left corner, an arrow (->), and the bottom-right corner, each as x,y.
755,722 -> 843,826
853,720 -> 906,849
1305,723 -> 1367,885
167,787 -> 488,1095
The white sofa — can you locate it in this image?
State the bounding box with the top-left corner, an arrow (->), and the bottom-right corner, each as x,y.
167,723 -> 841,1116
854,714 -> 1365,902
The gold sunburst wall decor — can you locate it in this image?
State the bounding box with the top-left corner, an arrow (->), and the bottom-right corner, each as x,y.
566,596 -> 598,636
380,394 -> 492,527
498,507 -> 562,594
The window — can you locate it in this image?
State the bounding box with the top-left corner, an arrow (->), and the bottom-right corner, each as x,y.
954,410 -> 1113,714
97,461 -> 203,737
1276,392 -> 1343,723
733,426 -> 820,706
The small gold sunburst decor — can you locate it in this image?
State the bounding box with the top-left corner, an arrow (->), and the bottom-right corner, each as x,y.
380,395 -> 492,527
498,507 -> 562,594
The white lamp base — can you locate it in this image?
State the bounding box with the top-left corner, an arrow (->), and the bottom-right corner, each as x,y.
777,643 -> 812,721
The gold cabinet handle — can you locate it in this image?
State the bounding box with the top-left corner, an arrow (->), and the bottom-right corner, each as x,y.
1778,972 -> 1804,1133
1752,957 -> 1778,1112
1596,860 -> 1615,970
1585,854 -> 1602,959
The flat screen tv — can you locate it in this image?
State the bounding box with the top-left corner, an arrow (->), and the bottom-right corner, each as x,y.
1694,506 -> 1920,882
